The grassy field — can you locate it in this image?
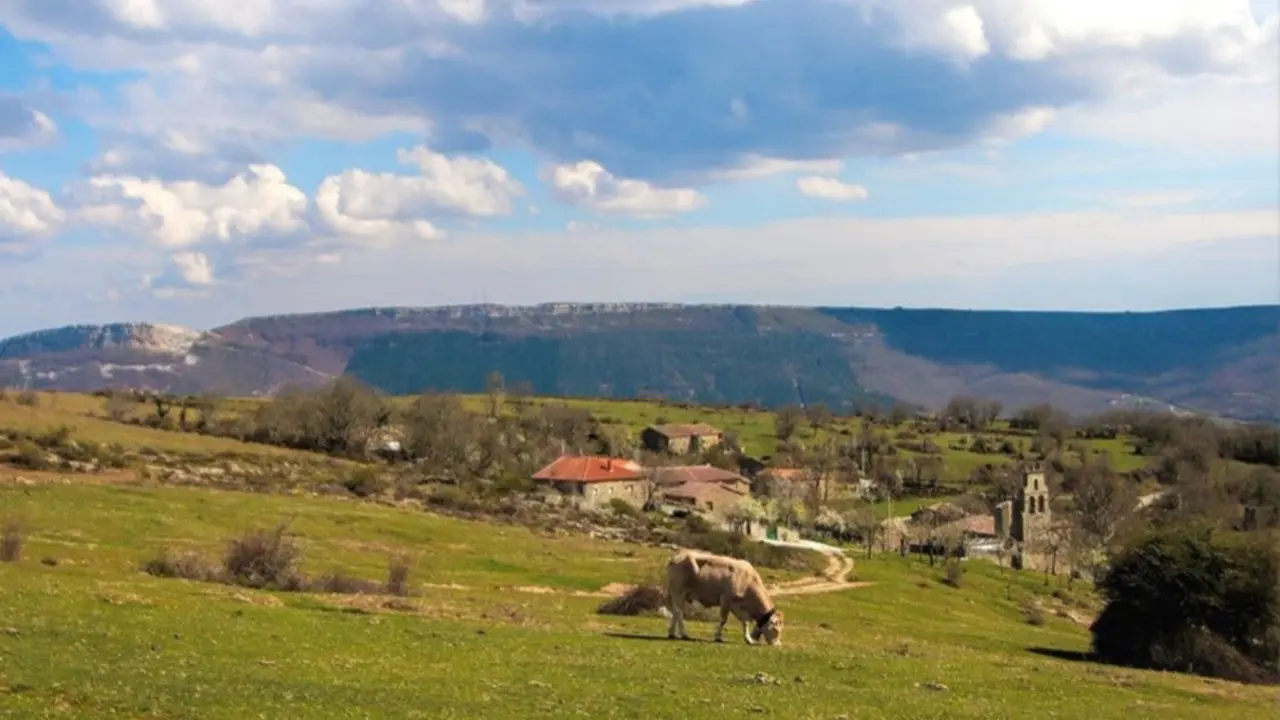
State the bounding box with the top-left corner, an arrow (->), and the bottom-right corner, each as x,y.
1,480 -> 1273,719
0,392 -> 320,460
5,391 -> 1153,485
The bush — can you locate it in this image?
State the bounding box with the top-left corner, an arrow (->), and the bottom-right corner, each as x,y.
942,560 -> 964,588
10,441 -> 52,471
1090,526 -> 1280,684
143,549 -> 220,582
310,572 -> 381,595
221,523 -> 305,591
386,553 -> 413,596
596,582 -> 715,622
598,584 -> 667,617
1,521 -> 24,563
608,498 -> 643,519
342,467 -> 389,498
15,390 -> 39,407
1021,597 -> 1047,626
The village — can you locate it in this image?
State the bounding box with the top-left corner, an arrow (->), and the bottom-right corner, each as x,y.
528,421 -> 1056,571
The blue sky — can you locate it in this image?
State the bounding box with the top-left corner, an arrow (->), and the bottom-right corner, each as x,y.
0,1 -> 1277,337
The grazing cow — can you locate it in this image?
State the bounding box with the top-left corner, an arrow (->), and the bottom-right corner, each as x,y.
664,549 -> 784,645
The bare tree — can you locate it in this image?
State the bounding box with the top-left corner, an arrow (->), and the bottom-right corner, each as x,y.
484,370 -> 505,420
403,392 -> 474,479
774,404 -> 804,442
844,507 -> 880,558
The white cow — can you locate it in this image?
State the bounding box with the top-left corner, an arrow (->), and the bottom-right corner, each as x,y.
663,549 -> 784,645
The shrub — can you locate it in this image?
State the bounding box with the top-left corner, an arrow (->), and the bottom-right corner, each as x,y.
221,522 -> 305,591
310,572 -> 381,595
143,548 -> 220,582
10,441 -> 52,471
15,390 -> 39,407
1021,598 -> 1047,626
598,584 -> 667,617
342,467 -> 389,498
1090,526 -> 1280,684
608,498 -> 643,519
942,560 -> 964,588
386,553 -> 413,596
596,582 -> 714,622
1,520 -> 24,563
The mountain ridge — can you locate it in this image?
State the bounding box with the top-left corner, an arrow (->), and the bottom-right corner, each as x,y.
2,303 -> 1276,422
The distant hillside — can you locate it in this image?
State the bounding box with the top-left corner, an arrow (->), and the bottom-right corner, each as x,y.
0,303 -> 1276,421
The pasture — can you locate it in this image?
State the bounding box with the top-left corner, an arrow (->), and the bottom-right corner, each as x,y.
0,479 -> 1272,719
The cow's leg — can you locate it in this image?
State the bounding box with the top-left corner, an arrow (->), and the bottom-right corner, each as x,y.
714,600 -> 731,643
742,620 -> 756,645
666,591 -> 681,639
667,592 -> 691,640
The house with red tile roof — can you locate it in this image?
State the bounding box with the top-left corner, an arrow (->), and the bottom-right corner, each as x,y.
531,455 -> 648,508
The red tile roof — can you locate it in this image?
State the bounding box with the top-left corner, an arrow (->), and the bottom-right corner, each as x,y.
652,465 -> 749,487
531,455 -> 645,484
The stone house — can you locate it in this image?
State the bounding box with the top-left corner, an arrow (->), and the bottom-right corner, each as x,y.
531,455 -> 648,509
659,480 -> 749,521
759,466 -> 864,499
651,464 -> 751,495
640,423 -> 724,455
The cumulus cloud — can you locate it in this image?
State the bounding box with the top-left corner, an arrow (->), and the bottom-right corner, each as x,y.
796,177 -> 870,202
549,161 -> 707,217
707,155 -> 845,183
4,1 -> 1273,182
315,145 -> 524,243
74,163 -> 309,248
0,96 -> 56,151
0,172 -> 64,255
86,129 -> 265,183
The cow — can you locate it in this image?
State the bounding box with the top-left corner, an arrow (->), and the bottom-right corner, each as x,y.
663,548 -> 784,646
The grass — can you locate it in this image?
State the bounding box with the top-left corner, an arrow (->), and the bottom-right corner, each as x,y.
0,480 -> 1274,719
0,393 -> 319,460
3,391 -> 1158,489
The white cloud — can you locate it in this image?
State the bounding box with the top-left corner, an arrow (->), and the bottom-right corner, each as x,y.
75,163 -> 309,248
6,0 -> 1271,183
0,97 -> 56,152
708,156 -> 846,183
549,161 -> 707,217
315,145 -> 523,243
796,176 -> 870,202
0,172 -> 64,254
170,250 -> 215,286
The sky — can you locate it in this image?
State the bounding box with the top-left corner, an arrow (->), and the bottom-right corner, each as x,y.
0,0 -> 1278,337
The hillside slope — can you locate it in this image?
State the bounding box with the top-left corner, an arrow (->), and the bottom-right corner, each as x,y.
0,303 -> 1275,420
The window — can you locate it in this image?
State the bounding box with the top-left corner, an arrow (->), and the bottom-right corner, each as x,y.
1038,496 -> 1046,513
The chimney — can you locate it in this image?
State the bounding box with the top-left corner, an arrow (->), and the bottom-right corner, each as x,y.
606,458 -> 613,470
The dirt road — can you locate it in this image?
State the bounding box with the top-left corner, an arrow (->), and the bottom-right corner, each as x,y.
769,548 -> 872,596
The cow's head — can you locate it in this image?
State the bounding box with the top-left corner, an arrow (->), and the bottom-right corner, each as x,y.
752,609 -> 784,646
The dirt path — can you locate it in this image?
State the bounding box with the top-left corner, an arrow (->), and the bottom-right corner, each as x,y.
769,549 -> 872,596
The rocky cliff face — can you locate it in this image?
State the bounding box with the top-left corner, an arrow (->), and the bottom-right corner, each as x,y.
0,303 -> 1275,422
0,323 -> 207,359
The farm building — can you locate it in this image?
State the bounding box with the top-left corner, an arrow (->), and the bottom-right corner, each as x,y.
640,423 -> 724,454
651,464 -> 751,495
531,455 -> 648,509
